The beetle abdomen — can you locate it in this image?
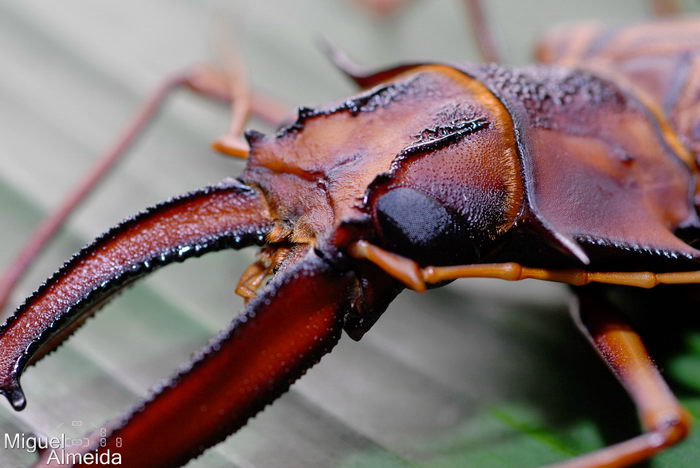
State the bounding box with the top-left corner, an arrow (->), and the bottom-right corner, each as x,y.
469,62 -> 700,268
537,18 -> 700,169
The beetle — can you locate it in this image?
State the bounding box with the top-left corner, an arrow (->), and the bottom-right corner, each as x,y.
1,1 -> 700,467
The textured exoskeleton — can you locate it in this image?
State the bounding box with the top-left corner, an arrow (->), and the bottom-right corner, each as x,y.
2,14 -> 700,468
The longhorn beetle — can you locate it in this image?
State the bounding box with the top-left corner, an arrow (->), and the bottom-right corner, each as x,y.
1,1 -> 699,467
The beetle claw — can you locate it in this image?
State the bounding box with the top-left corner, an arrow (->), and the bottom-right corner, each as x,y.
0,381 -> 25,411
0,179 -> 273,412
212,132 -> 250,159
34,254 -> 351,467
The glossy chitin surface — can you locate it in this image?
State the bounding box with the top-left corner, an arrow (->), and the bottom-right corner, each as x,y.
470,62 -> 700,266
5,37 -> 700,466
242,66 -> 522,254
38,256 -> 352,468
536,17 -> 700,163
0,178 -> 272,409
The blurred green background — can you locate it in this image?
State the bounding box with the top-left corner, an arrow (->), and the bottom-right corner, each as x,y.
2,1 -> 700,467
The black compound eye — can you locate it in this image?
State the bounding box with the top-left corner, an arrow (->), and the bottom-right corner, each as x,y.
374,187 -> 471,265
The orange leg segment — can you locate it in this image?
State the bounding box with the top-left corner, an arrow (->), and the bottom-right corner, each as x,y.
208,42 -> 255,159
348,241 -> 700,291
347,240 -> 693,466
420,263 -> 700,288
550,288 -> 691,468
349,241 -> 425,291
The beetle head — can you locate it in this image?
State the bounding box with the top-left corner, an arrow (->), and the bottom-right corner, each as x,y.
241,64 -> 523,269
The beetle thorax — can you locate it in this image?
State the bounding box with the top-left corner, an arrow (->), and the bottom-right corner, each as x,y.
241,66 -> 523,265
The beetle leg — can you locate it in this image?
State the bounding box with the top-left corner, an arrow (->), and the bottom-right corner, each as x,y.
210,37 -> 255,159
330,0 -> 501,81
422,263 -> 700,289
549,287 -> 691,468
650,0 -> 679,17
185,64 -> 289,126
0,66 -> 288,316
0,178 -> 274,410
35,253 -> 352,468
462,0 -> 502,63
350,0 -> 406,16
349,241 -> 700,290
349,241 -> 425,291
421,263 -> 661,288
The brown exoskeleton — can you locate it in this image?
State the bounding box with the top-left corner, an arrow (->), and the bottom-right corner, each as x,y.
1,1 -> 700,467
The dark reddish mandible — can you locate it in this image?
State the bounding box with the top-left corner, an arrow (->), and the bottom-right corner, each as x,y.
1,1 -> 699,467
